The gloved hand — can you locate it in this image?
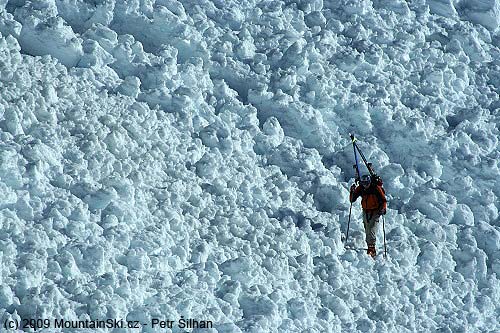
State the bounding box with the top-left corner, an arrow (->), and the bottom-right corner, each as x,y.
378,208 -> 386,215
350,184 -> 356,193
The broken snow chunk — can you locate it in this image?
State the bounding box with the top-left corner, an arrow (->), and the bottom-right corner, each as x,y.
17,12 -> 83,67
452,204 -> 475,226
117,76 -> 141,98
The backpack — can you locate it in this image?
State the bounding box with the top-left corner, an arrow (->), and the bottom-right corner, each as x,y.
372,175 -> 386,213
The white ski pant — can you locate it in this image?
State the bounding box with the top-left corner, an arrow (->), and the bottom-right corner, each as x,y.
363,210 -> 381,246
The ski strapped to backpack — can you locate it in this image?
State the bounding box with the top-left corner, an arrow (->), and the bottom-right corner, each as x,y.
349,133 -> 383,185
351,134 -> 362,183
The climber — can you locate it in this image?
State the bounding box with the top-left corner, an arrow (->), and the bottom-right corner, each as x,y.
349,174 -> 387,257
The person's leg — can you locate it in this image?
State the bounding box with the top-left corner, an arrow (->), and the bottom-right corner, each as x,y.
363,211 -> 369,244
365,211 -> 381,256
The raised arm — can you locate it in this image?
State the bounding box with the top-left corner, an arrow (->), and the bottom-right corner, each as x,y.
350,184 -> 362,203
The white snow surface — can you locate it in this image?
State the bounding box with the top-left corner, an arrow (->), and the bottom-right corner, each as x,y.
0,0 -> 499,332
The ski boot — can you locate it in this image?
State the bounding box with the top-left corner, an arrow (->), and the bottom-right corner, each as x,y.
367,245 -> 376,258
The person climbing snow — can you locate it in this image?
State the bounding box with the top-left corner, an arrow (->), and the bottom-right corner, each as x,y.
349,174 -> 387,257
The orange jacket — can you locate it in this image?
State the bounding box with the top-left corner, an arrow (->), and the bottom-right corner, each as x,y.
350,183 -> 387,212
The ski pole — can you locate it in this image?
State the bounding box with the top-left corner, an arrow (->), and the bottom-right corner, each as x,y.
382,215 -> 387,258
346,202 -> 352,245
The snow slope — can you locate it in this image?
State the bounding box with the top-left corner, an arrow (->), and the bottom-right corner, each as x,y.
0,0 -> 499,332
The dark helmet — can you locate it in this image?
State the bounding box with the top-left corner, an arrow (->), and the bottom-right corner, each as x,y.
360,174 -> 371,186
